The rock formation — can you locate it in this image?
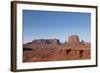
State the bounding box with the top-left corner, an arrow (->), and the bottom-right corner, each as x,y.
23,35 -> 91,62
68,35 -> 80,44
32,39 -> 60,44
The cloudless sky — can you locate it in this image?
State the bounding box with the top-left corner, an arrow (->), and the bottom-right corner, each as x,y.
23,10 -> 91,44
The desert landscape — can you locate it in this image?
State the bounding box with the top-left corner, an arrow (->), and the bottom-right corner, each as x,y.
23,35 -> 91,62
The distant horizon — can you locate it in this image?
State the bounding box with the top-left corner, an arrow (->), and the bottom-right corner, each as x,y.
23,10 -> 91,44
23,34 -> 90,44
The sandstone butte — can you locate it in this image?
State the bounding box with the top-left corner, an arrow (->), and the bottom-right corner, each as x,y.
23,35 -> 91,62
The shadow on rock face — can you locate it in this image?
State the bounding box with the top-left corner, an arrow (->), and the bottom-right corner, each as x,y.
23,48 -> 33,51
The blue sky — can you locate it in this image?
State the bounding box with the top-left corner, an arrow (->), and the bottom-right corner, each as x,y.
23,10 -> 91,44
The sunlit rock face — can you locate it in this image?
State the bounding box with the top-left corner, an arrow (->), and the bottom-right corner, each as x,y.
23,35 -> 91,62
